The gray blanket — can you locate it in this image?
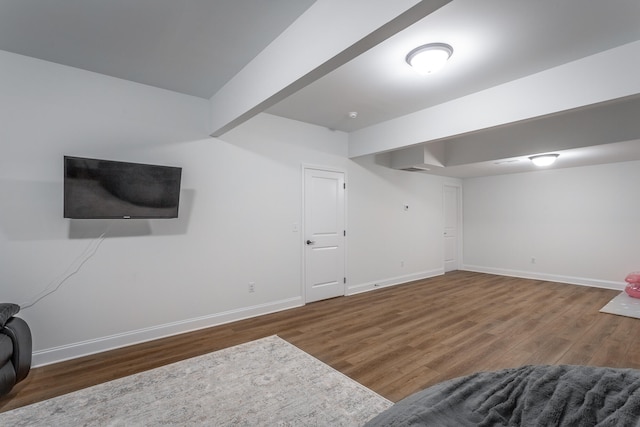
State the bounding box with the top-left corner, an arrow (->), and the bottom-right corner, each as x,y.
365,365 -> 640,426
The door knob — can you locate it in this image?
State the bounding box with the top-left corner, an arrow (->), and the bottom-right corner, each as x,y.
306,240 -> 315,245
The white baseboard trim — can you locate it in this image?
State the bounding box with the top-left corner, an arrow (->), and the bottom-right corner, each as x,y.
462,265 -> 625,291
34,267 -> 620,367
347,268 -> 444,295
32,296 -> 304,368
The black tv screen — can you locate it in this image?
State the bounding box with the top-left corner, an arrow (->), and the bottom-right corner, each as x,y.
64,156 -> 182,219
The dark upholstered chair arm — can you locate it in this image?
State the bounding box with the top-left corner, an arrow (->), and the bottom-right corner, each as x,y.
1,317 -> 32,383
0,303 -> 20,327
0,335 -> 16,396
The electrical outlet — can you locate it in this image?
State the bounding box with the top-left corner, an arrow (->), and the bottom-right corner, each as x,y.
400,260 -> 405,267
248,282 -> 255,293
531,257 -> 536,264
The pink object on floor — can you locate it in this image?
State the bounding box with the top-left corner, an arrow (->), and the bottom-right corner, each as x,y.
626,283 -> 640,298
626,272 -> 640,283
625,272 -> 640,298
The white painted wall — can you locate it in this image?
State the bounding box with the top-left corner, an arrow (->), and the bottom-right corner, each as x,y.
463,161 -> 640,289
347,154 -> 459,293
0,50 -> 451,366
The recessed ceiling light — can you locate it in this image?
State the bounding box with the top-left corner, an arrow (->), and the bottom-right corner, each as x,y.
529,154 -> 559,166
406,43 -> 453,75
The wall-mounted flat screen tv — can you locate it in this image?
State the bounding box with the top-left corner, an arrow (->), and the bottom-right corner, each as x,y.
64,156 -> 182,219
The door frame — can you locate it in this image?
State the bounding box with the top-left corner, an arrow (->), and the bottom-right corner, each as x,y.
443,183 -> 463,272
301,164 -> 348,303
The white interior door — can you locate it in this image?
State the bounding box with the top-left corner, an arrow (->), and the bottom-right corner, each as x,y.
444,185 -> 460,272
304,167 -> 345,303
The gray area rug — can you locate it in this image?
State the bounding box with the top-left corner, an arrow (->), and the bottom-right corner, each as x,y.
0,335 -> 391,426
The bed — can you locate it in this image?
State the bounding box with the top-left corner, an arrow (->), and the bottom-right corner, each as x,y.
364,365 -> 640,426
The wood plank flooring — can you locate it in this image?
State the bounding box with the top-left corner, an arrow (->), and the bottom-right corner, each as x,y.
2,271 -> 639,413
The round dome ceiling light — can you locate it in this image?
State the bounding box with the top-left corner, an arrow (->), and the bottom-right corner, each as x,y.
529,154 -> 559,167
406,43 -> 453,75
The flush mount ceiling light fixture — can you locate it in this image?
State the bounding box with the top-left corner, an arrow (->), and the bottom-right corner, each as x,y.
529,154 -> 559,166
406,43 -> 453,75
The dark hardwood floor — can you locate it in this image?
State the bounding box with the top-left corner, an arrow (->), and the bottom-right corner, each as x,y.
2,271 -> 638,413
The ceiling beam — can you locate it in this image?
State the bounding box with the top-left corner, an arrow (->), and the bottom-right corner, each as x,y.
209,0 -> 452,137
388,94 -> 640,169
348,40 -> 640,158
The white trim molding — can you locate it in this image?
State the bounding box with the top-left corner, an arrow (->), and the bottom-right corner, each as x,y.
32,297 -> 303,367
462,265 -> 625,291
347,268 -> 444,295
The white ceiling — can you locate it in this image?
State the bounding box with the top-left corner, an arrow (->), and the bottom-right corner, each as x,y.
1,0 -> 639,178
267,0 -> 640,132
0,0 -> 316,98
